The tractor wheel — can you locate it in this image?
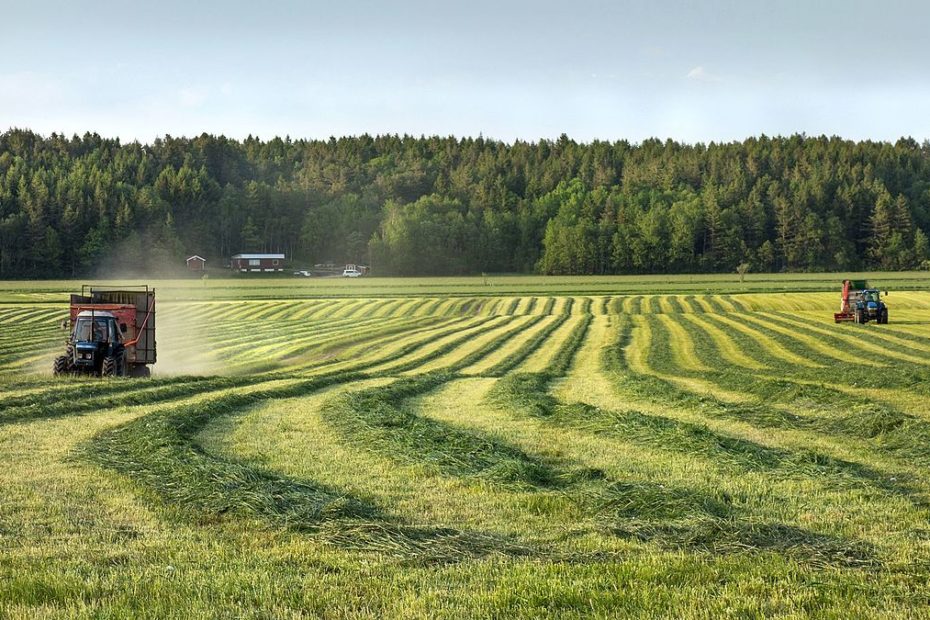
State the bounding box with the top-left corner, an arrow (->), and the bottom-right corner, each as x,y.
53,355 -> 71,376
880,309 -> 889,324
101,356 -> 117,377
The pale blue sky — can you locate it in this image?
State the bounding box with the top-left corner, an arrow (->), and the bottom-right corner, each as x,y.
2,0 -> 928,143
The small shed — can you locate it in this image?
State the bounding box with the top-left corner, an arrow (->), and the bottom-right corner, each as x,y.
186,255 -> 206,272
231,253 -> 286,273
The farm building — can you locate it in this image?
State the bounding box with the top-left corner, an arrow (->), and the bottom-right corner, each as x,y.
231,253 -> 286,273
185,255 -> 206,272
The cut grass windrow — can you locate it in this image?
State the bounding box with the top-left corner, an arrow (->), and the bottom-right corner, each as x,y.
320,372 -> 558,487
606,315 -> 930,475
485,372 -> 876,567
85,371 -> 532,564
0,376 -> 256,425
480,313 -> 572,377
547,313 -> 593,376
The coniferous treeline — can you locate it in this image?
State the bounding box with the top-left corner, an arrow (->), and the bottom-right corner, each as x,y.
1,129 -> 928,277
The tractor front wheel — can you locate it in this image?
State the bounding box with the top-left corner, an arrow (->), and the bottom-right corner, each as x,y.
879,309 -> 889,324
53,355 -> 71,376
101,356 -> 117,377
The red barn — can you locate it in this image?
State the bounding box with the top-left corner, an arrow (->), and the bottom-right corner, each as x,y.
186,255 -> 206,272
231,253 -> 285,273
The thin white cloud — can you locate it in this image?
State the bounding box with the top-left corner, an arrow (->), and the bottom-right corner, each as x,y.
686,66 -> 722,82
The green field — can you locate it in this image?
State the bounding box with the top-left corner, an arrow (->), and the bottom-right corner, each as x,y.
2,274 -> 930,618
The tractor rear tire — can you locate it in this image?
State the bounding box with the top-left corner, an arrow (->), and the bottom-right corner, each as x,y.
53,355 -> 71,376
101,356 -> 117,377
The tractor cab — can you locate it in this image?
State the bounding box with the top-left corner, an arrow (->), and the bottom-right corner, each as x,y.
861,289 -> 880,304
69,311 -> 126,374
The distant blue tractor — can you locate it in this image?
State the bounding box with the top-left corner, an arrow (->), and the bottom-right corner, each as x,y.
834,280 -> 888,324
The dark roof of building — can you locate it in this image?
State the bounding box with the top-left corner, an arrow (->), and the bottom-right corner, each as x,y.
231,253 -> 285,259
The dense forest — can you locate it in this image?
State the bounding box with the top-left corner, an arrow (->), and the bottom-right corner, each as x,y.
1,129 -> 929,278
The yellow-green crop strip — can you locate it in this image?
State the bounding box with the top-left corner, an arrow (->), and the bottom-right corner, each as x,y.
3,274 -> 930,618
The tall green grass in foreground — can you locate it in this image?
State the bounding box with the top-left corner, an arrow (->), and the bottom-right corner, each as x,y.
3,281 -> 930,618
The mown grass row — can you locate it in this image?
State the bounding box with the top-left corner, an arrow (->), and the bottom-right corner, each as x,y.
84,371 -> 532,563
319,373 -> 560,487
606,315 -> 930,505
481,370 -> 876,566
